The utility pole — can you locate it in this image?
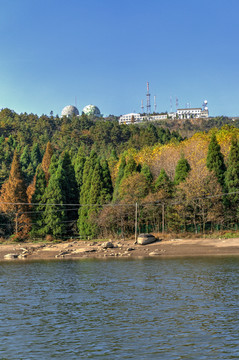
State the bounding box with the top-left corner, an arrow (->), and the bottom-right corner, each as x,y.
162,203 -> 165,233
134,202 -> 138,244
15,213 -> 18,235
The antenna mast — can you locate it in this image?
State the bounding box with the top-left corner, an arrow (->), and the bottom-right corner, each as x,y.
176,97 -> 179,110
146,82 -> 151,114
154,95 -> 157,113
141,99 -> 144,113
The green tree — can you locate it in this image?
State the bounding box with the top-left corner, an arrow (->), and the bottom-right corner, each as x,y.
225,136 -> 239,207
123,156 -> 137,179
154,169 -> 173,197
141,164 -> 153,185
41,165 -> 67,237
30,143 -> 42,172
77,151 -> 98,238
113,153 -> 127,202
30,165 -> 47,235
101,159 -> 113,203
206,133 -> 226,188
174,154 -> 191,185
74,148 -> 86,200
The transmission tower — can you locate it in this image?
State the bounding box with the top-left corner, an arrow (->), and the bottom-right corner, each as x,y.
141,99 -> 144,113
154,95 -> 157,113
146,82 -> 151,114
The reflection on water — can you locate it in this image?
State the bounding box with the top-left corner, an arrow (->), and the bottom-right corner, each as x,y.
0,257 -> 239,359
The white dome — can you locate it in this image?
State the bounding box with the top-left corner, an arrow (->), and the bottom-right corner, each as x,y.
82,104 -> 101,117
61,105 -> 79,117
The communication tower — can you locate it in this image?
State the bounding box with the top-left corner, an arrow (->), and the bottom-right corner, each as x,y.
176,97 -> 179,110
146,82 -> 151,114
141,99 -> 144,113
154,95 -> 157,113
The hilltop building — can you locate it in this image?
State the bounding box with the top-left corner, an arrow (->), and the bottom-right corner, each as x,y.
119,101 -> 209,125
61,105 -> 79,117
61,104 -> 102,118
82,104 -> 102,117
177,107 -> 208,119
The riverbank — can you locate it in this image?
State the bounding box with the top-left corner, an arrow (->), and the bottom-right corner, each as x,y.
1,237 -> 239,261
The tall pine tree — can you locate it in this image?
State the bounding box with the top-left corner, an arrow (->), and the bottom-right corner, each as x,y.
112,153 -> 127,202
29,165 -> 47,235
30,143 -> 42,172
206,133 -> 226,188
42,142 -> 53,183
225,136 -> 239,207
0,150 -> 30,237
174,154 -> 191,185
41,165 -> 67,237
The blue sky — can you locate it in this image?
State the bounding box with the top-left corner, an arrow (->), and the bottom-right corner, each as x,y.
0,0 -> 239,117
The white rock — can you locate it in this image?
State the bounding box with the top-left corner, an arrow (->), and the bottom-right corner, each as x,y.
4,254 -> 19,259
137,234 -> 156,245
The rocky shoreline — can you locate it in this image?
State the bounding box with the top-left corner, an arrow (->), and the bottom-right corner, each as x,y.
1,237 -> 239,261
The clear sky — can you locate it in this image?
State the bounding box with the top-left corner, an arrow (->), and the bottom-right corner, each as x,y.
0,0 -> 239,117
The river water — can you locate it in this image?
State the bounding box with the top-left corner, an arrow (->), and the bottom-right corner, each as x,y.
0,257 -> 239,359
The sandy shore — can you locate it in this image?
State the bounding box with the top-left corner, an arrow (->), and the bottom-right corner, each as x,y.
1,237 -> 239,261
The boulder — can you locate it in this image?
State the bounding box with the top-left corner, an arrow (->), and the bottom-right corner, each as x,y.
149,251 -> 161,256
4,254 -> 19,259
101,241 -> 114,249
137,233 -> 156,245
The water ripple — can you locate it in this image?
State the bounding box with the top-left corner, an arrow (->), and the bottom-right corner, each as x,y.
0,257 -> 239,359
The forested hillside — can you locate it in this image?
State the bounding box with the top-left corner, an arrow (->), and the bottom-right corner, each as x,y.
0,107 -> 239,240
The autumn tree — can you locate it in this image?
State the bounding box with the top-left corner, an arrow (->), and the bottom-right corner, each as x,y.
41,142 -> 53,183
0,150 -> 30,237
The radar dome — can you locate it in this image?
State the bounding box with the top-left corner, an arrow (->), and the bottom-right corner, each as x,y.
82,104 -> 101,117
61,105 -> 79,118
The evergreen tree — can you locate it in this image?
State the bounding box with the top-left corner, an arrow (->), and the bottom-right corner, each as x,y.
154,169 -> 173,197
20,145 -> 35,184
20,145 -> 30,171
59,152 -> 79,230
77,151 -> 98,238
112,153 -> 126,202
42,142 -> 53,183
101,159 -> 113,203
0,150 -> 30,236
123,156 -> 137,179
225,136 -> 239,206
41,165 -> 67,237
141,164 -> 153,185
206,133 -> 226,188
49,154 -> 59,175
74,148 -> 86,200
30,165 -> 47,235
30,143 -> 42,172
174,154 -> 191,185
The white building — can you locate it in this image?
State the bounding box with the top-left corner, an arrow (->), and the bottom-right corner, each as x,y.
119,102 -> 209,124
176,108 -> 209,119
119,113 -> 141,124
119,113 -> 169,124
